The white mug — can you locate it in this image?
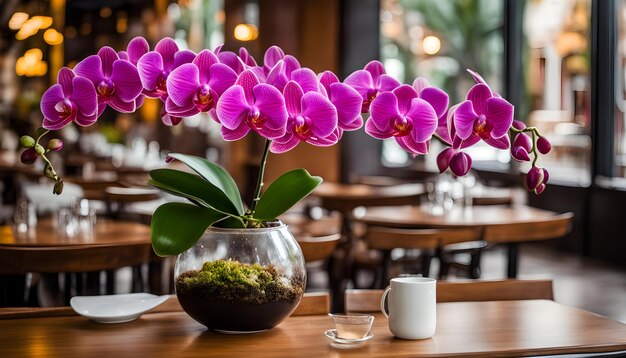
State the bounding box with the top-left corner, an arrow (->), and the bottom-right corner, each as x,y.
380,277 -> 436,340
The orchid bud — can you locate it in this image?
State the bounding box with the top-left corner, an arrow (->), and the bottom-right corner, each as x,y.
511,146 -> 531,162
20,148 -> 38,164
449,152 -> 472,176
534,183 -> 546,195
525,166 -> 545,191
537,137 -> 551,154
47,139 -> 64,151
53,180 -> 64,195
513,133 -> 532,152
542,168 -> 549,184
436,148 -> 455,173
35,144 -> 45,155
512,120 -> 526,131
20,135 -> 35,148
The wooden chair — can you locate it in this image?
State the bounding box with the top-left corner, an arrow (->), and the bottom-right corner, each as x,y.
0,243 -> 154,306
437,227 -> 485,279
483,213 -> 573,278
345,279 -> 554,313
298,234 -> 341,263
292,292 -> 330,316
0,292 -> 330,319
358,226 -> 484,287
359,226 -> 440,288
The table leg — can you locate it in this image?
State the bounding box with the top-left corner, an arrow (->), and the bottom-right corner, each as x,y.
507,243 -> 519,278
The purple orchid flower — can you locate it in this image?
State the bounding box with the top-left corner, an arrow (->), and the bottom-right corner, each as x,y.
165,49 -> 238,118
411,77 -> 450,120
344,60 -> 401,113
217,47 -> 259,76
453,79 -> 513,149
137,38 -> 196,100
41,68 -> 98,130
364,85 -> 438,156
119,36 -> 149,65
74,47 -> 143,114
318,71 -> 363,131
118,37 -> 151,112
270,81 -> 338,153
263,46 -> 300,76
216,69 -> 288,141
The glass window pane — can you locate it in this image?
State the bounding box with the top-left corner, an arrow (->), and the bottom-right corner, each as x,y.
522,0 -> 592,186
380,0 -> 505,170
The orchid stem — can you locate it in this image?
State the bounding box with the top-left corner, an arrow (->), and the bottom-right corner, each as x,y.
250,139 -> 271,217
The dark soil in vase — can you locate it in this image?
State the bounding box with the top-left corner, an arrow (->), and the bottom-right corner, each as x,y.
176,259 -> 305,332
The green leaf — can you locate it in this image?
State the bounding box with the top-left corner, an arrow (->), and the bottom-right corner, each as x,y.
149,169 -> 239,215
254,169 -> 322,221
151,202 -> 225,256
212,216 -> 246,228
169,153 -> 244,215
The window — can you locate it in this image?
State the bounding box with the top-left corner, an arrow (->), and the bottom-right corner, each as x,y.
522,0 -> 592,186
380,0 -> 505,170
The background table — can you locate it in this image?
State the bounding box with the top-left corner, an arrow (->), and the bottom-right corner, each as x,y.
355,205 -> 569,278
0,300 -> 624,357
0,219 -> 155,305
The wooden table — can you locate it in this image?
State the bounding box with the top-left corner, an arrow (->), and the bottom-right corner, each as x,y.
0,219 -> 151,247
356,205 -> 558,229
0,300 -> 624,357
355,205 -> 565,278
313,183 -> 426,214
0,219 -> 154,305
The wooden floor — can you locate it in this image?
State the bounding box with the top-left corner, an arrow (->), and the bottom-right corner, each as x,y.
309,243 -> 626,323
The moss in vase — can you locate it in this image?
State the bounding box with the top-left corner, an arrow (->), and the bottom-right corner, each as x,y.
176,259 -> 304,305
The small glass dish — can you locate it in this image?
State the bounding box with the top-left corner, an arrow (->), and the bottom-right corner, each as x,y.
326,314 -> 374,348
324,329 -> 374,348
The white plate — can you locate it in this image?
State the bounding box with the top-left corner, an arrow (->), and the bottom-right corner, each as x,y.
70,293 -> 169,324
324,329 -> 374,349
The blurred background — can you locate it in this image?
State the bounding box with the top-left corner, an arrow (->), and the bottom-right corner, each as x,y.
0,0 -> 625,318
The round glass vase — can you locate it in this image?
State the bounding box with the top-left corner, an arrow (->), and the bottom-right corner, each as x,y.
174,224 -> 306,333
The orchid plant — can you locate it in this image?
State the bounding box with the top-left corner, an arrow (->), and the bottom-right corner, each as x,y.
20,37 -> 550,256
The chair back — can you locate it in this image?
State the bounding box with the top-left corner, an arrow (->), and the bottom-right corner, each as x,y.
483,213 -> 573,243
297,234 -> 341,262
345,279 -> 554,313
365,226 -> 482,250
292,292 -> 330,316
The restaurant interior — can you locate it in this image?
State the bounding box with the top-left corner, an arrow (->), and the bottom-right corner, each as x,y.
0,0 -> 625,356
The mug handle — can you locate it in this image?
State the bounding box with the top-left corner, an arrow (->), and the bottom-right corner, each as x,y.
380,286 -> 391,318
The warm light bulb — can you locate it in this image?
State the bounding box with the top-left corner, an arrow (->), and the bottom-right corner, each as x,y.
30,16 -> 53,29
24,48 -> 43,61
234,24 -> 258,42
44,28 -> 64,45
100,7 -> 112,18
8,12 -> 29,30
422,35 -> 441,55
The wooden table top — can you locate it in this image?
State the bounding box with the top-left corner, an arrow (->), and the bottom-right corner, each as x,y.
356,205 -> 559,228
313,183 -> 425,212
0,300 -> 624,357
0,219 -> 151,247
314,182 -> 426,200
